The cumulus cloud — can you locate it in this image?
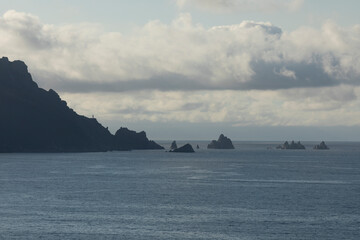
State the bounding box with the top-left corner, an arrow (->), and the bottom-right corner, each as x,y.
176,0 -> 304,12
1,10 -> 360,94
2,10 -> 360,127
0,10 -> 51,48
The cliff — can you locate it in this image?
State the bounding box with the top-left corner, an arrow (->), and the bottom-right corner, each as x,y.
0,57 -> 163,152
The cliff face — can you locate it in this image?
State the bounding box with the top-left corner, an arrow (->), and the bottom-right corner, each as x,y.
0,57 -> 163,152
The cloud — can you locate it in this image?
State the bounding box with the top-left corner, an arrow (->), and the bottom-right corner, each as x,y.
176,0 -> 304,13
0,10 -> 52,49
276,67 -> 296,79
2,10 -> 360,94
61,85 -> 360,131
1,10 -> 359,128
2,9 -> 360,132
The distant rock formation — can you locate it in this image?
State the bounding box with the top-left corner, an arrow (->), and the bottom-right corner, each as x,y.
276,141 -> 305,150
314,141 -> 329,150
207,134 -> 235,149
170,143 -> 195,153
114,127 -> 164,150
170,141 -> 178,150
196,144 -> 200,149
0,57 -> 163,152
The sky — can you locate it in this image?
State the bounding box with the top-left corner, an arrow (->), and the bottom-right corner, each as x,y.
1,0 -> 360,141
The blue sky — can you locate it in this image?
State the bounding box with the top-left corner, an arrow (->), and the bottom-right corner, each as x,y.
1,0 -> 360,140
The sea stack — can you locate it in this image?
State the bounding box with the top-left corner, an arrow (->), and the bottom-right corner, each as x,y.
207,134 -> 235,149
170,141 -> 178,150
170,143 -> 195,153
276,141 -> 305,150
314,141 -> 329,150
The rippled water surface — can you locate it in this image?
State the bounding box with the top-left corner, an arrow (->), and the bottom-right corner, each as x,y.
1,142 -> 359,239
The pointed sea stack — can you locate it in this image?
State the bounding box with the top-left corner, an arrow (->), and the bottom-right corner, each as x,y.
314,141 -> 329,150
170,141 -> 178,150
207,134 -> 235,149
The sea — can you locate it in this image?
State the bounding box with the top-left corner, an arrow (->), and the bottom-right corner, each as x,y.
0,141 -> 359,240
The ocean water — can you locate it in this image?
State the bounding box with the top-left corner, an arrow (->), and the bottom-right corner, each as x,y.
0,141 -> 359,240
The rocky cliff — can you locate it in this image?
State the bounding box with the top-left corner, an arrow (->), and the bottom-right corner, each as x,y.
0,57 -> 163,152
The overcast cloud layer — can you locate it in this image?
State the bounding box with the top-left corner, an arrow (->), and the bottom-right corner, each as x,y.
1,10 -> 360,128
62,86 -> 360,127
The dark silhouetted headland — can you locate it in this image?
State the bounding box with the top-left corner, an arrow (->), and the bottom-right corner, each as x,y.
0,57 -> 163,152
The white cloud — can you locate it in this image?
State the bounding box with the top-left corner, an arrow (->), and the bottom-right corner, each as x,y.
276,67 -> 296,79
1,10 -> 360,93
61,86 -> 360,130
2,10 -> 360,127
176,0 -> 304,12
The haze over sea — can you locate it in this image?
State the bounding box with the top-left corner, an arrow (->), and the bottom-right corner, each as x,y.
1,141 -> 359,240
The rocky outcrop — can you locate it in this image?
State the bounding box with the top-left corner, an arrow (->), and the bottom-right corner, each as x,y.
276,141 -> 305,150
170,144 -> 195,153
0,57 -> 163,152
170,141 -> 178,150
207,134 -> 235,149
114,127 -> 164,150
314,141 -> 329,150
